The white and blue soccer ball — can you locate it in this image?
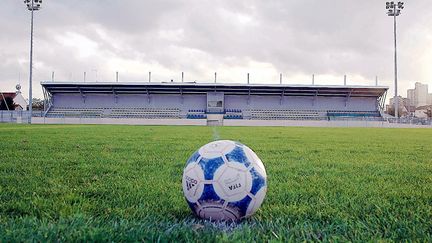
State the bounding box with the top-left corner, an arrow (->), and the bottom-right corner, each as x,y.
182,140 -> 267,221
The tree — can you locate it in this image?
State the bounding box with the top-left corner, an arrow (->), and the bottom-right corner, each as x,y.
0,97 -> 15,110
387,106 -> 404,118
32,98 -> 44,111
425,108 -> 432,119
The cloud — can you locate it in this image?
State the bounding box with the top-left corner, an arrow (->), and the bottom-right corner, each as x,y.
0,0 -> 431,99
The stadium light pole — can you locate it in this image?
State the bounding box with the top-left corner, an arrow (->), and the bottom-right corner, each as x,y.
24,0 -> 42,123
386,1 -> 404,120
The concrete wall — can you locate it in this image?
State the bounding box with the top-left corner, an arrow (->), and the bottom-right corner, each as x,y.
32,117 -> 207,126
223,119 -> 431,128
53,94 -> 207,109
31,117 -> 431,128
225,95 -> 377,111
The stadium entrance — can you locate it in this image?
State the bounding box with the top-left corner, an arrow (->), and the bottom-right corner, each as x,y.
206,92 -> 225,126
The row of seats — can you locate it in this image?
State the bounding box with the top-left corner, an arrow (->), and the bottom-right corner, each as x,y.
224,108 -> 243,120
187,109 -> 206,119
248,109 -> 328,120
188,109 -> 206,113
47,107 -> 103,118
328,116 -> 385,121
327,111 -> 381,117
110,108 -> 179,119
186,108 -> 244,119
46,107 -> 382,121
224,115 -> 243,119
187,114 -> 207,119
247,109 -> 383,121
188,109 -> 243,114
46,107 -> 180,119
225,109 -> 242,113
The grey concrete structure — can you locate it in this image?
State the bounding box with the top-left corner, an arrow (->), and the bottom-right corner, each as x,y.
41,82 -> 388,124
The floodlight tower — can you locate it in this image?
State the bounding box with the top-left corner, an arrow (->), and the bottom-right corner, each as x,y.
386,1 -> 404,119
24,0 -> 42,123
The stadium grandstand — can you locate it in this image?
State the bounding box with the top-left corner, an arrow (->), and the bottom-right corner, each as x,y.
40,82 -> 388,125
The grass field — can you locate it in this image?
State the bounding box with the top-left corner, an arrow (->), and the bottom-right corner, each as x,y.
0,124 -> 431,241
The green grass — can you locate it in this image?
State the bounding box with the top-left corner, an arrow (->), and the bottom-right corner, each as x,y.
0,124 -> 431,242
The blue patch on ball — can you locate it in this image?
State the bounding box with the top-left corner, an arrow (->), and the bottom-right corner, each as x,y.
250,167 -> 266,195
225,145 -> 251,168
198,157 -> 225,180
226,195 -> 253,217
186,151 -> 200,165
199,184 -> 221,202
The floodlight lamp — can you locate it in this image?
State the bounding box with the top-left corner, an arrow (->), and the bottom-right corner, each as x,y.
24,0 -> 42,11
398,2 -> 404,9
386,2 -> 391,9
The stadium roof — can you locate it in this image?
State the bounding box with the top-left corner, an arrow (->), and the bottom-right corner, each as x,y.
41,82 -> 388,98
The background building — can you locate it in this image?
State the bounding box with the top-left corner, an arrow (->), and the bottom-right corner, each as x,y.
0,85 -> 27,110
407,89 -> 415,106
392,82 -> 432,118
415,82 -> 429,107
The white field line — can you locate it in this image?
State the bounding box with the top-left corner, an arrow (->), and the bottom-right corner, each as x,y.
212,126 -> 221,141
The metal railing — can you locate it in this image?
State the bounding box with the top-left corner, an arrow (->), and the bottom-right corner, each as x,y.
1,110 -> 431,127
0,110 -> 44,123
386,117 -> 432,125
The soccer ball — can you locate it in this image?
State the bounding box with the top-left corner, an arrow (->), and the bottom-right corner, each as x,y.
182,140 -> 267,221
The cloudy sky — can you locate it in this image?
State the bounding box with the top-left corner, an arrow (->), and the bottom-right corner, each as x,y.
1,0 -> 431,100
